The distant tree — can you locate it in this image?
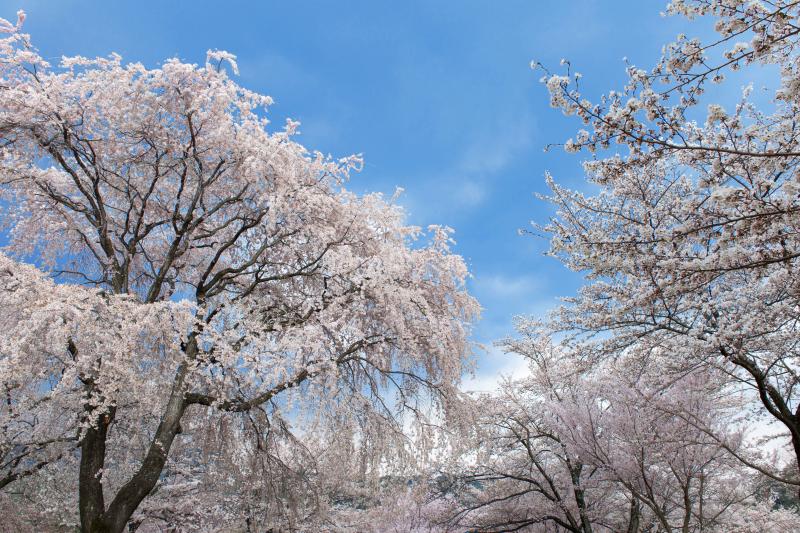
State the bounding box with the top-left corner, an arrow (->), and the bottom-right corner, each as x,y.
536,0 -> 800,485
444,381 -> 619,533
0,11 -> 478,532
443,333 -> 771,533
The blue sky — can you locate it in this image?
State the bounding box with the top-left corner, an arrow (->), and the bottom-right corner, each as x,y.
2,1 -> 705,389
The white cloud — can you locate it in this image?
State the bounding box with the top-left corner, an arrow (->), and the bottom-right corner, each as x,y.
400,107 -> 536,222
459,112 -> 534,178
461,345 -> 530,394
455,180 -> 487,208
444,109 -> 534,211
475,273 -> 539,300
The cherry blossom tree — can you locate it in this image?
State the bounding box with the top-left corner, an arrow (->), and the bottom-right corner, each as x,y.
514,339 -> 756,533
536,0 -> 800,485
442,379 -> 622,533
0,11 -> 478,532
441,332 -> 789,532
347,482 -> 452,533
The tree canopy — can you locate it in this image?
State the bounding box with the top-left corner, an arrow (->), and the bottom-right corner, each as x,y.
3,1 -> 800,532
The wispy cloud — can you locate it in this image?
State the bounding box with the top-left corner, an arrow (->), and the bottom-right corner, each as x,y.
401,108 -> 536,223
447,108 -> 534,210
454,180 -> 487,208
459,111 -> 534,177
461,345 -> 530,394
475,273 -> 539,300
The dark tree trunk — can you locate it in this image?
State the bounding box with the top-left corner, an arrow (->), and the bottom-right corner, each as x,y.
626,498 -> 640,533
78,357 -> 192,533
568,462 -> 593,533
79,408 -> 115,533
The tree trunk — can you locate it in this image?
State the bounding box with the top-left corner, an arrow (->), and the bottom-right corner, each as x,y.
79,408 -> 115,533
568,463 -> 593,533
626,497 -> 640,533
78,359 -> 191,533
